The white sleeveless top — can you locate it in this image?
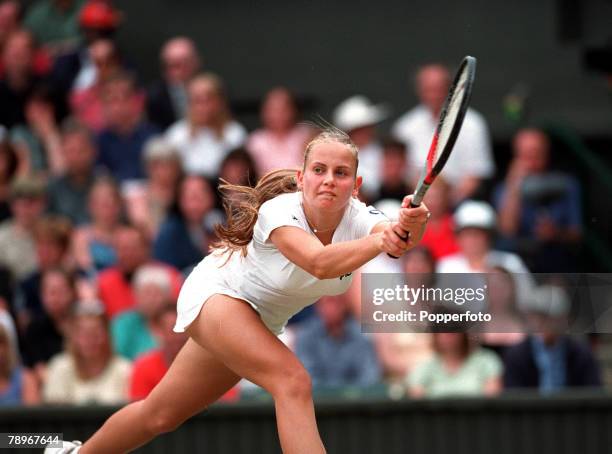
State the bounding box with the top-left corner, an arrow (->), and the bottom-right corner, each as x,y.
174,192 -> 387,334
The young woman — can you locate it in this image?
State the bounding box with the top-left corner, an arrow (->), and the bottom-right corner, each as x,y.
49,128 -> 429,454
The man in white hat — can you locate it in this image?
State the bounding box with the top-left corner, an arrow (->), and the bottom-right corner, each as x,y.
436,200 -> 535,307
333,95 -> 389,201
392,64 -> 495,203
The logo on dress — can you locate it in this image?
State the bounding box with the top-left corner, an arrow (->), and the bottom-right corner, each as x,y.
292,215 -> 299,221
339,272 -> 352,280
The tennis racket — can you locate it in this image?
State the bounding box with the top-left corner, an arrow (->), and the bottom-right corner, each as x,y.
390,55 -> 477,258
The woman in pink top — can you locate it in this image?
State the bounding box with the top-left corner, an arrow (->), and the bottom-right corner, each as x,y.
247,87 -> 313,175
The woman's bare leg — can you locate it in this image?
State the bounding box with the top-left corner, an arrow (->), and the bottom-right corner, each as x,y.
79,338 -> 240,454
188,295 -> 326,454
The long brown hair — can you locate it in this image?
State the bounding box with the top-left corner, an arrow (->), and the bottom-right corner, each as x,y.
212,127 -> 358,260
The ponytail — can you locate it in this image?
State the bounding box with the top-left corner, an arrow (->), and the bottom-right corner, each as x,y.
212,168 -> 299,258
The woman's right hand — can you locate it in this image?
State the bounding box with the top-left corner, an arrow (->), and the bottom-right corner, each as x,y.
378,222 -> 409,257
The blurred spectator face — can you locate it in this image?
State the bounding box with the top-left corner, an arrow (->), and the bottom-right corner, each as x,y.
348,125 -> 376,148
135,283 -> 170,319
103,78 -> 141,130
153,309 -> 187,359
179,176 -> 214,224
41,270 -> 74,319
424,178 -> 450,218
148,157 -> 181,187
381,144 -> 407,186
433,332 -> 469,356
316,295 -> 348,328
114,227 -> 149,273
456,228 -> 490,259
11,195 -> 45,228
262,88 -> 297,132
2,30 -> 34,77
0,1 -> 20,44
220,156 -> 252,186
513,129 -> 550,174
188,78 -> 223,126
486,268 -> 516,314
88,181 -> 121,226
36,238 -> 64,269
90,39 -> 120,82
162,37 -> 199,85
72,314 -> 109,361
403,247 -> 435,288
62,131 -> 96,175
416,65 -> 450,114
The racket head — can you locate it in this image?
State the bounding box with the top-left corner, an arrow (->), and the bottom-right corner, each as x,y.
412,56 -> 477,206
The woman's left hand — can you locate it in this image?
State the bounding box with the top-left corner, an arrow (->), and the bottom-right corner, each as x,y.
397,195 -> 430,248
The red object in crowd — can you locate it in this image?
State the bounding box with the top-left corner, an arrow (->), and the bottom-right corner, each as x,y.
79,1 -> 122,29
129,350 -> 240,402
97,262 -> 183,319
419,214 -> 460,260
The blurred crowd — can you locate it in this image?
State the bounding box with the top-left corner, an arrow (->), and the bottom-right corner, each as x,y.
0,0 -> 602,406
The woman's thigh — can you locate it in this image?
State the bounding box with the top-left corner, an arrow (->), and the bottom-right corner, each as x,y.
187,294 -> 307,393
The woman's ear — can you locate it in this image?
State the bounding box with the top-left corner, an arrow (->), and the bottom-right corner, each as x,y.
352,175 -> 363,197
296,169 -> 304,190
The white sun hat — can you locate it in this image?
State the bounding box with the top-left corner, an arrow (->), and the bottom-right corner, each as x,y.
333,95 -> 389,131
454,200 -> 497,231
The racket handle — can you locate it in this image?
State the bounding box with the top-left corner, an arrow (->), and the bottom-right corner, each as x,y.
386,200 -> 421,259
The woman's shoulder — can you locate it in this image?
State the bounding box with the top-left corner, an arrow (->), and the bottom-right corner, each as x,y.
259,192 -> 300,212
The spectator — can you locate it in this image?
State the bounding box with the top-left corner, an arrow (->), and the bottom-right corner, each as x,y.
124,136 -> 182,239
436,200 -> 535,307
15,216 -> 72,332
0,30 -> 42,128
247,87 -> 312,176
419,177 -> 459,260
49,0 -> 123,120
219,147 -> 258,187
503,285 -> 601,391
374,247 -> 434,386
153,175 -> 216,272
165,73 -> 247,178
480,266 -> 527,356
23,0 -> 85,53
392,64 -> 494,202
371,139 -> 412,204
128,303 -> 187,401
146,36 -> 201,130
0,322 -> 39,405
333,95 -> 388,201
0,1 -> 21,57
97,224 -> 182,319
111,264 -> 174,360
407,331 -> 502,398
296,294 -> 381,388
0,139 -> 19,222
0,176 -> 46,280
494,128 -> 582,272
69,38 -> 122,132
96,72 -> 158,184
20,268 -> 75,386
10,85 -> 64,175
47,119 -> 97,225
43,300 -> 131,404
71,176 -> 121,274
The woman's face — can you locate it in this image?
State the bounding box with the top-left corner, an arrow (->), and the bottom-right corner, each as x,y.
41,272 -> 74,318
457,228 -> 490,258
73,316 -> 108,360
89,184 -> 121,226
297,141 -> 360,214
188,80 -> 222,126
179,177 -> 214,223
148,158 -> 181,186
262,90 -> 296,132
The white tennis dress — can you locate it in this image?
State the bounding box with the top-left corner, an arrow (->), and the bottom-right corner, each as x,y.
174,191 -> 387,334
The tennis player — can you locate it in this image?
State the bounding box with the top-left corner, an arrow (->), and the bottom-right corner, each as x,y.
48,128 -> 430,454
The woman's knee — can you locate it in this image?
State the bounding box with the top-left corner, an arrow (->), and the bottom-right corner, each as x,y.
141,400 -> 192,436
270,364 -> 313,402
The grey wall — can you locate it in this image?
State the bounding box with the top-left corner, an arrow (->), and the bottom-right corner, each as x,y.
113,0 -> 611,138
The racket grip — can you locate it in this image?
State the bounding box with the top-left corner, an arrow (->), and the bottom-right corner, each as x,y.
386,200 -> 421,259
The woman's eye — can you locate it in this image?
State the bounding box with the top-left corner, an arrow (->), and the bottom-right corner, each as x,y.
313,167 -> 323,174
335,170 -> 347,176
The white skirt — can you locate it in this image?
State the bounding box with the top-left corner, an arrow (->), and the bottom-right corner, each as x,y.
173,253 -> 255,333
